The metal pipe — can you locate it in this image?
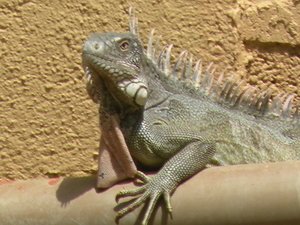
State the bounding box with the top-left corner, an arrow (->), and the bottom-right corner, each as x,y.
1,161 -> 300,225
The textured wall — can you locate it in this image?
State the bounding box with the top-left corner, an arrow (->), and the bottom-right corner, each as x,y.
1,0 -> 300,181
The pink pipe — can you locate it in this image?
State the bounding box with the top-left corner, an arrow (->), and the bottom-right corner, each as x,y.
1,160 -> 300,225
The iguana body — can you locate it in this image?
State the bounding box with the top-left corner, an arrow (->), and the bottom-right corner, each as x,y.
82,9 -> 300,225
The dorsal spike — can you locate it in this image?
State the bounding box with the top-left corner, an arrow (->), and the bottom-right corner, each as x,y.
180,52 -> 188,81
255,91 -> 272,115
281,94 -> 295,119
219,74 -> 234,100
234,87 -> 252,108
192,59 -> 201,85
242,88 -> 256,109
212,71 -> 225,97
251,90 -> 267,112
153,35 -> 162,61
269,93 -> 285,115
260,91 -> 272,115
206,66 -> 217,93
274,94 -> 287,116
192,59 -> 202,86
129,7 -> 139,37
224,77 -> 237,102
199,62 -> 213,92
170,51 -> 187,78
164,44 -> 173,75
186,55 -> 193,81
210,65 -> 217,75
147,29 -> 155,59
229,80 -> 244,105
293,105 -> 299,122
157,45 -> 167,70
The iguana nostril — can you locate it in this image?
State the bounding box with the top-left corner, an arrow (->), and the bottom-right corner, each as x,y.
94,42 -> 100,50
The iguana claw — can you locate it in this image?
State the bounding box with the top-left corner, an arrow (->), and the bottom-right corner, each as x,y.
116,171 -> 173,225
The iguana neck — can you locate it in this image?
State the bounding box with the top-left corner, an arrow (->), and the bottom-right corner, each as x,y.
141,56 -> 172,109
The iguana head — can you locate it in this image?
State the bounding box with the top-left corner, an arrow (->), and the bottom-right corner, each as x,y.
82,32 -> 148,108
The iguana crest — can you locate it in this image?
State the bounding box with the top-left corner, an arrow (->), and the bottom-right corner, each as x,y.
129,8 -> 298,121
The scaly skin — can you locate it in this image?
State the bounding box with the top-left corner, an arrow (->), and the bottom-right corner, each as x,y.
82,13 -> 300,225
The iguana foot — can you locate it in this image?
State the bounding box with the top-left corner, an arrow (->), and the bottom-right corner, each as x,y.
115,171 -> 173,225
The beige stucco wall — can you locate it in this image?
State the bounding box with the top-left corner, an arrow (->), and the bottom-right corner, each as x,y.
1,0 -> 300,181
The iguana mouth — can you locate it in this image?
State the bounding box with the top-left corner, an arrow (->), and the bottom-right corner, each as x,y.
83,53 -> 137,81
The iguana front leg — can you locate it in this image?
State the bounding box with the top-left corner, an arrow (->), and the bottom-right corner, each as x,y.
116,140 -> 216,224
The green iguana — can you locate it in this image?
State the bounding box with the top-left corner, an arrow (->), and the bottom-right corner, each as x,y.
82,8 -> 300,225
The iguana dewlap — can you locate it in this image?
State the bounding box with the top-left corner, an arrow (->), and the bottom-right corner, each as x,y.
97,114 -> 137,188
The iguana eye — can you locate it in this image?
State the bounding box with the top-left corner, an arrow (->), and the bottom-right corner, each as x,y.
120,41 -> 129,51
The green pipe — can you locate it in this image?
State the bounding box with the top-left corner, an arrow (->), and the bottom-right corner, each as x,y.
1,160 -> 300,225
